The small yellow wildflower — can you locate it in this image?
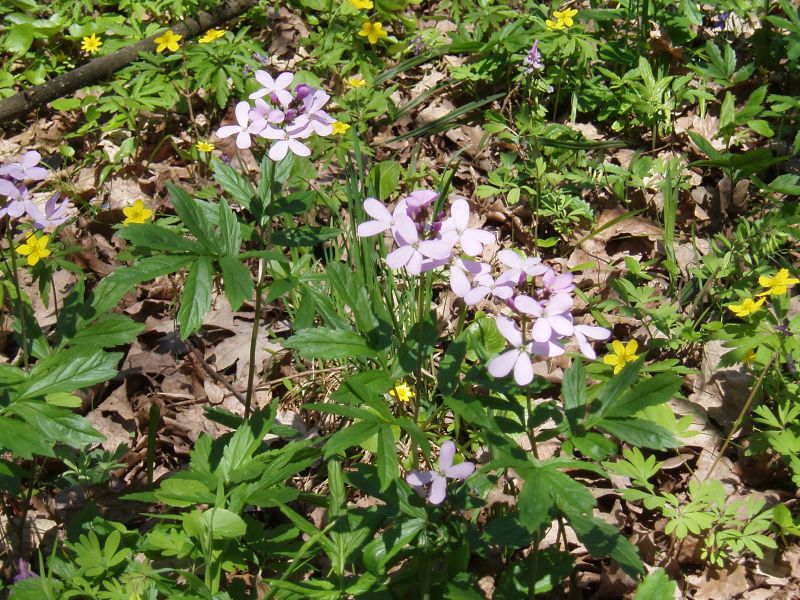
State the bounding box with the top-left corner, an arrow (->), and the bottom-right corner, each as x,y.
332,122 -> 351,135
358,21 -> 388,44
728,296 -> 765,318
347,0 -> 374,8
346,75 -> 367,88
389,382 -> 415,403
757,268 -> 799,296
123,199 -> 154,225
81,34 -> 103,55
198,28 -> 226,43
555,7 -> 578,27
196,141 -> 215,152
154,30 -> 182,53
603,340 -> 640,375
16,234 -> 51,266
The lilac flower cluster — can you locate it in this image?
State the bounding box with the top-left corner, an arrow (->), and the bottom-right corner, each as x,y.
0,151 -> 70,231
357,191 -> 611,385
216,68 -> 334,161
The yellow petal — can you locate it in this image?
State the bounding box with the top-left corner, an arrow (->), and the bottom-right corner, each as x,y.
603,355 -> 619,367
626,339 -> 638,354
611,340 -> 625,355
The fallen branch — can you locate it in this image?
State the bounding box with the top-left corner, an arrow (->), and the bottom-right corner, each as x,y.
0,0 -> 258,124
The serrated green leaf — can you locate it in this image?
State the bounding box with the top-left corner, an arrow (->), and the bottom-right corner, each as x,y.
18,349 -> 121,400
218,198 -> 242,256
8,401 -> 104,447
167,182 -> 221,255
116,223 -> 204,254
62,313 -> 145,350
218,255 -> 253,311
283,327 -> 377,359
177,257 -> 213,338
599,417 -> 680,450
0,415 -> 56,458
214,159 -> 256,211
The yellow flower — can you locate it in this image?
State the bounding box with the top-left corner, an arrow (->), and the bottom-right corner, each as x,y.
347,0 -> 374,8
81,34 -> 103,55
358,21 -> 388,44
727,296 -> 765,318
123,199 -> 154,225
16,234 -> 51,266
603,340 -> 640,374
154,30 -> 182,53
389,382 -> 415,403
757,268 -> 799,296
554,7 -> 578,27
346,75 -> 367,88
742,349 -> 757,364
196,141 -> 215,152
198,28 -> 225,43
546,17 -> 565,30
332,122 -> 351,135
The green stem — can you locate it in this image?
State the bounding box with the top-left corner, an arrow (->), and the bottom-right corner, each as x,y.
3,231 -> 29,370
244,264 -> 265,420
703,353 -> 776,480
527,533 -> 541,599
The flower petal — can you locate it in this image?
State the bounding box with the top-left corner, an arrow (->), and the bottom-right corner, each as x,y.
444,461 -> 475,480
488,349 -> 521,378
531,317 -> 552,343
494,315 -> 523,347
234,101 -> 251,127
386,245 -> 415,269
450,198 -> 470,231
439,441 -> 456,470
269,140 -> 289,161
428,474 -> 448,505
406,470 -> 434,487
450,267 -> 471,297
513,353 -> 534,385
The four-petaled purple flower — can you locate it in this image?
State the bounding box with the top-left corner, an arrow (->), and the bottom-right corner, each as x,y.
440,197 -> 495,256
488,316 -> 536,385
406,440 -> 475,505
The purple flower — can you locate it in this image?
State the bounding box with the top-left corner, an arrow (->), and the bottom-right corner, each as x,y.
217,101 -> 262,149
294,89 -> 335,137
252,51 -> 271,66
357,197 -> 408,237
464,270 -> 519,306
450,258 -> 490,297
498,249 -> 548,278
572,324 -> 611,360
523,40 -> 544,73
13,559 -> 38,583
404,190 -> 438,218
440,198 -> 495,256
249,98 -> 285,130
250,70 -> 294,105
386,215 -> 452,275
0,181 -> 29,220
0,151 -> 48,182
541,267 -> 574,296
24,193 -> 71,230
487,316 -> 536,385
406,440 -> 474,505
515,293 -> 574,342
260,121 -> 311,161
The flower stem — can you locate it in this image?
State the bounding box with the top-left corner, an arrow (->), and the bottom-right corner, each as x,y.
244,261 -> 265,420
2,231 -> 29,370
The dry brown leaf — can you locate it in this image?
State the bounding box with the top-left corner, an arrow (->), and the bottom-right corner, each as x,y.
689,563 -> 749,600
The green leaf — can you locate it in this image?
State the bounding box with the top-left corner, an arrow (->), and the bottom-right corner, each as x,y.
186,507 -> 247,540
44,392 -> 82,408
4,23 -> 34,54
0,415 -> 56,458
116,223 -> 204,254
362,517 -> 425,574
8,401 -> 104,448
602,373 -> 681,418
517,468 -> 555,533
18,349 -> 121,400
50,97 -> 82,111
633,568 -> 677,600
283,327 -> 378,359
562,360 -> 588,432
324,421 -> 380,458
599,417 -> 680,450
177,257 -> 213,338
369,160 -> 401,200
218,255 -> 253,311
271,226 -> 342,247
167,182 -> 221,255
62,314 -> 145,350
749,119 -> 774,137
213,159 -> 256,211
569,512 -> 644,577
376,425 -> 399,490
218,198 -> 242,256
768,174 -> 800,195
